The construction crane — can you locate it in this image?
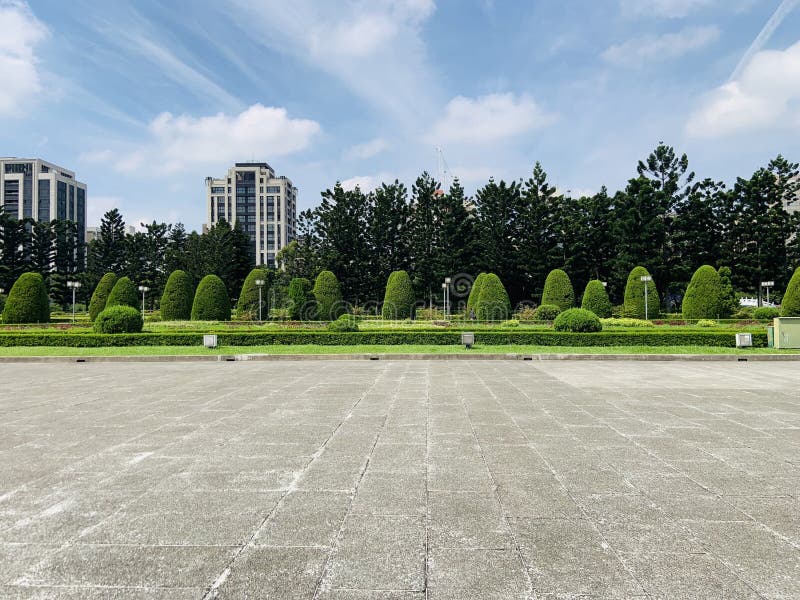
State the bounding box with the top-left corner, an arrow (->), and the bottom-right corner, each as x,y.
435,146 -> 451,195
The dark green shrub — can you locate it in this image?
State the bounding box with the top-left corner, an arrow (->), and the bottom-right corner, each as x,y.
327,314 -> 359,332
782,267 -> 800,317
553,308 -> 602,332
236,268 -> 268,320
93,305 -> 143,333
382,270 -> 415,319
191,275 -> 231,321
88,272 -> 117,321
581,280 -> 612,318
682,265 -> 723,320
2,272 -> 50,324
288,277 -> 315,320
541,269 -> 574,311
753,306 -> 780,320
159,270 -> 194,321
534,304 -> 561,320
623,266 -> 660,319
313,270 -> 344,320
466,273 -> 487,317
475,273 -> 511,321
718,267 -> 737,318
106,277 -> 139,310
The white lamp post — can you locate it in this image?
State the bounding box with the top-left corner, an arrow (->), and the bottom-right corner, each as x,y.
442,277 -> 452,318
138,285 -> 149,317
640,275 -> 653,320
255,279 -> 265,322
66,281 -> 81,323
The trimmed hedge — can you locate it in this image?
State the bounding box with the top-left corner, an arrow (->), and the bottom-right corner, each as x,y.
782,267 -> 800,317
623,266 -> 660,319
191,275 -> 231,321
541,269 -> 574,311
313,270 -> 344,321
2,272 -> 50,324
93,305 -> 143,333
328,314 -> 360,332
581,280 -> 612,318
476,273 -> 511,320
160,270 -> 194,321
288,277 -> 315,321
466,273 -> 488,317
236,268 -> 268,320
534,304 -> 562,320
682,265 -> 723,320
88,273 -> 117,321
553,308 -> 602,333
106,277 -> 139,310
382,270 -> 415,319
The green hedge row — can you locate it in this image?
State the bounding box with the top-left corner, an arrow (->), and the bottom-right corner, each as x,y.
0,330 -> 767,348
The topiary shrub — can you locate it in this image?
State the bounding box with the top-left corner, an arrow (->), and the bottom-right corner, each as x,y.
502,319 -> 520,327
782,267 -> 800,317
327,314 -> 359,332
623,266 -> 660,319
541,269 -> 574,311
191,275 -> 231,321
600,318 -> 654,328
314,270 -> 344,320
288,277 -> 315,320
466,273 -> 487,317
534,304 -> 562,320
581,280 -> 612,318
753,306 -> 780,320
106,276 -> 139,310
553,308 -> 603,333
382,270 -> 416,319
88,272 -> 117,321
159,270 -> 194,321
93,305 -> 143,333
475,273 -> 511,321
236,268 -> 268,320
2,272 -> 50,324
718,267 -> 737,318
682,265 -> 723,320
696,319 -> 717,327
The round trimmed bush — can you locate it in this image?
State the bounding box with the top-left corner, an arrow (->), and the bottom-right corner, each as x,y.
753,306 -> 780,320
236,268 -> 268,320
93,305 -> 143,333
327,314 -> 359,332
541,269 -> 574,311
475,273 -> 511,321
313,270 -> 344,320
782,267 -> 800,317
2,272 -> 50,324
382,270 -> 415,319
682,265 -> 723,320
581,280 -> 612,318
160,270 -> 194,321
466,273 -> 487,317
191,275 -> 231,321
534,304 -> 561,320
288,277 -> 315,320
623,266 -> 660,319
553,308 -> 603,333
88,272 -> 117,321
106,276 -> 139,310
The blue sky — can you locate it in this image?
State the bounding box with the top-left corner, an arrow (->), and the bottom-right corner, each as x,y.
2,0 -> 799,231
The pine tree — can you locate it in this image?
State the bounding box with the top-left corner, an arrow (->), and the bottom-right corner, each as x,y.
87,208 -> 127,277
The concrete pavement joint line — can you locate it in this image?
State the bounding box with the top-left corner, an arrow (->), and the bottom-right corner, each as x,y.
423,366 -> 431,600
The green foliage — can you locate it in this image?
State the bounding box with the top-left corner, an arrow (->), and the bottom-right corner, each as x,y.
313,270 -> 344,320
696,319 -> 717,327
288,277 -> 315,320
581,280 -> 612,318
753,306 -> 780,320
416,308 -> 444,320
2,272 -> 50,324
623,266 -> 660,319
502,319 -> 520,327
106,277 -> 139,310
541,269 -> 574,311
159,270 -> 194,321
382,270 -> 416,319
475,273 -> 511,320
88,272 -> 117,322
534,304 -> 562,320
782,267 -> 800,317
717,267 -> 737,318
553,308 -> 603,332
601,318 -> 654,328
682,265 -> 723,320
191,275 -> 231,321
466,273 -> 487,316
236,268 -> 268,320
93,305 -> 143,333
327,314 -> 360,332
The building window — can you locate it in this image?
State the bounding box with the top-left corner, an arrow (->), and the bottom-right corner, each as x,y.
211,186 -> 224,193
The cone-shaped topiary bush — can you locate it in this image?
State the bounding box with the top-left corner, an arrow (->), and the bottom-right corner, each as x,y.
88,272 -> 117,322
623,266 -> 660,319
382,270 -> 415,319
718,267 -> 737,318
2,272 -> 50,324
581,280 -> 612,318
159,270 -> 194,321
682,265 -> 723,320
313,270 -> 344,320
476,273 -> 511,321
553,308 -> 602,332
236,268 -> 268,320
466,273 -> 487,317
782,266 -> 800,317
191,274 -> 231,321
106,276 -> 139,310
541,269 -> 574,311
93,305 -> 143,333
288,277 -> 315,320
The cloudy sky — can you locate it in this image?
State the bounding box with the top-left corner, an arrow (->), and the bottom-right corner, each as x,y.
2,0 -> 799,231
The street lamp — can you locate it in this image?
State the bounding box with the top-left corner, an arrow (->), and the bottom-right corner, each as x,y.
746,240 -> 762,307
640,275 -> 653,320
66,281 -> 81,323
442,277 -> 452,318
761,281 -> 775,306
255,279 -> 265,322
138,285 -> 149,317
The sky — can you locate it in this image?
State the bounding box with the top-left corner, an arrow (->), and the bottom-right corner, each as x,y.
1,0 -> 799,232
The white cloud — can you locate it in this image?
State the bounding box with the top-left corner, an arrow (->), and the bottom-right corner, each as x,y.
428,93 -> 555,146
0,0 -> 48,117
602,26 -> 720,67
619,0 -> 716,18
340,173 -> 395,192
346,138 -> 389,160
686,40 -> 800,138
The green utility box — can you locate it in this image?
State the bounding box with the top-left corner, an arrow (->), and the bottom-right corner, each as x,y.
773,317 -> 800,349
767,326 -> 774,348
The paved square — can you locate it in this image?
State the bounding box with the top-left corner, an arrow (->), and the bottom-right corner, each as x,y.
0,359 -> 798,599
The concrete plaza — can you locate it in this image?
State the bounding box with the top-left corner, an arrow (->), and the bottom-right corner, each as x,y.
0,359 -> 798,599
